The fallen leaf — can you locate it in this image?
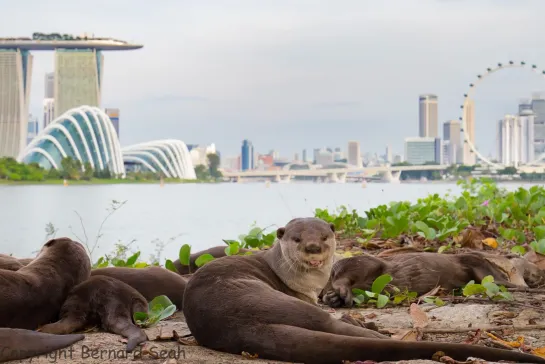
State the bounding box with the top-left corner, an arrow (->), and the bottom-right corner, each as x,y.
485,332 -> 524,348
463,329 -> 482,345
482,237 -> 498,249
241,351 -> 259,359
409,303 -> 429,329
391,329 -> 420,341
490,311 -> 517,319
365,313 -> 377,319
419,285 -> 441,299
531,346 -> 545,358
457,229 -> 485,250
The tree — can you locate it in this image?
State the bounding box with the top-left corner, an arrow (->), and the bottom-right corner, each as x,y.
207,153 -> 222,179
195,165 -> 210,180
82,162 -> 94,181
498,166 -> 518,175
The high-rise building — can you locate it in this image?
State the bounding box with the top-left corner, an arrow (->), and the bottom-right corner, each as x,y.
497,113 -> 534,166
302,149 -> 307,162
404,137 -> 442,165
54,49 -> 104,117
519,109 -> 535,163
105,108 -> 120,138
44,72 -> 54,98
347,141 -> 362,167
43,99 -> 55,129
443,120 -> 462,164
385,145 -> 392,164
241,139 -> 254,171
312,148 -> 320,164
462,98 -> 476,165
315,149 -> 334,166
419,94 -> 438,138
293,153 -> 299,162
531,95 -> 545,159
26,114 -> 39,145
333,147 -> 343,162
0,49 -> 33,158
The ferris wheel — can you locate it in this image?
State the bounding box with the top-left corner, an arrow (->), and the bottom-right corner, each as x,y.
460,61 -> 545,168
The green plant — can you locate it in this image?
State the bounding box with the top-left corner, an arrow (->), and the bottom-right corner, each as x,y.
350,274 -> 415,308
422,296 -> 446,307
530,239 -> 545,255
223,225 -> 276,250
462,275 -> 513,301
134,295 -> 176,328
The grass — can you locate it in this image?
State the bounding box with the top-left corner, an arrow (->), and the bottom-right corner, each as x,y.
0,178 -> 216,185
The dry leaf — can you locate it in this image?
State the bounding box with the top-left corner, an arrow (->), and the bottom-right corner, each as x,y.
490,311 -> 517,319
241,351 -> 259,359
531,346 -> 545,358
409,303 -> 429,329
482,237 -> 498,249
391,328 -> 420,341
419,285 -> 441,299
485,332 -> 524,348
457,229 -> 485,250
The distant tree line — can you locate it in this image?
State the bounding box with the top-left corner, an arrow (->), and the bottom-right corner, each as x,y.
195,153 -> 223,181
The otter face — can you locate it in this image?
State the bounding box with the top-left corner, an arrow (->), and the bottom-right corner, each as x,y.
38,238 -> 88,259
277,217 -> 336,269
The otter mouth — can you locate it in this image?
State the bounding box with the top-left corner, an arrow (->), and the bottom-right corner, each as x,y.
304,259 -> 325,268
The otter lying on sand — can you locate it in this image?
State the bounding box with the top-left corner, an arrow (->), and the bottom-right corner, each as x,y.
321,250 -> 543,308
183,217 -> 545,363
0,238 -> 91,362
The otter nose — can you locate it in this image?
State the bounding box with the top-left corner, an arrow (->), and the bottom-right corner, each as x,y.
305,244 -> 322,254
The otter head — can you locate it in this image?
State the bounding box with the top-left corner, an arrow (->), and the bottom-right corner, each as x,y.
277,217 -> 336,270
35,237 -> 91,283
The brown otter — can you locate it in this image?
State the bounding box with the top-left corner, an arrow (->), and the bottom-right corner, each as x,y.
0,329 -> 84,363
0,254 -> 33,271
172,245 -> 252,275
320,251 -> 527,308
40,275 -> 148,352
91,266 -> 187,309
182,217 -> 545,363
0,237 -> 91,329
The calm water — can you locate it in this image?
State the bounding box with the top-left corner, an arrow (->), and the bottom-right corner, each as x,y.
0,181 -> 540,262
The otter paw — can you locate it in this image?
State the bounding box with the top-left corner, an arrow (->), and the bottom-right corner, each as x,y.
322,285 -> 353,308
340,314 -> 379,332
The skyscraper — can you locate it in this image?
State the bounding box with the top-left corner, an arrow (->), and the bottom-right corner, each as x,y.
385,145 -> 392,163
531,95 -> 545,159
241,139 -> 254,171
302,149 -> 307,162
27,114 -> 39,145
54,49 -> 104,117
443,120 -> 462,164
404,137 -> 442,165
419,94 -> 438,138
462,98 -> 476,165
44,72 -> 54,98
105,108 -> 120,138
0,49 -> 33,158
347,141 -> 362,167
43,99 -> 55,129
43,72 -> 55,129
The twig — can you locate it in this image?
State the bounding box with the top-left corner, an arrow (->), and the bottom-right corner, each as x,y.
440,296 -> 545,312
418,324 -> 545,334
507,287 -> 545,294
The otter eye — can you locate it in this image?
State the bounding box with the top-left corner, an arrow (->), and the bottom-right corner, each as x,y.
293,237 -> 301,243
321,235 -> 328,241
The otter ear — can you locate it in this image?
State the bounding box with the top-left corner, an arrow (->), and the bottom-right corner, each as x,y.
277,227 -> 286,239
329,223 -> 335,233
44,239 -> 57,247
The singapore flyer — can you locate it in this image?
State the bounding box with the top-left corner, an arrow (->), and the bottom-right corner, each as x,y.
460,61 -> 545,168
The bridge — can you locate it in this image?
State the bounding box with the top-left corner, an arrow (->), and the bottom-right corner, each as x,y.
221,165 -> 449,183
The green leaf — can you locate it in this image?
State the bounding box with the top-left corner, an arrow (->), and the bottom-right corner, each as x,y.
511,245 -> 527,256
437,245 -> 449,254
165,259 -> 177,272
225,241 -> 240,256
148,295 -> 174,313
434,297 -> 445,306
179,244 -> 191,266
462,283 -> 486,297
371,274 -> 393,294
158,304 -> 176,321
126,252 -> 140,266
481,275 -> 495,284
195,253 -> 215,267
133,311 -> 148,322
533,226 -> 545,241
376,294 -> 389,308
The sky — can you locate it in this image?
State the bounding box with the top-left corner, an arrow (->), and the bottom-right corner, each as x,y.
3,0 -> 545,158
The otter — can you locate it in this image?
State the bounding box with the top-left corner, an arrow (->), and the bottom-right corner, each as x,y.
0,237 -> 91,329
0,329 -> 84,363
182,217 -> 544,363
40,275 -> 148,352
91,266 -> 187,309
172,245 -> 252,275
0,237 -> 91,362
0,254 -> 33,271
320,251 -> 529,308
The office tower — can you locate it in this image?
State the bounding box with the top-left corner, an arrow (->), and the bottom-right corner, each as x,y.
333,147 -> 343,162
26,114 -> 39,145
404,137 -> 441,165
462,98 -> 476,165
531,95 -> 545,159
43,99 -> 55,129
241,139 -> 254,171
293,153 -> 299,162
443,120 -> 462,164
385,145 -> 392,163
442,141 -> 457,165
0,50 -> 33,158
302,149 -> 307,162
419,94 -> 438,138
497,115 -> 525,167
347,141 -> 362,167
315,149 -> 334,166
105,108 -> 120,138
313,148 -> 320,164
54,49 -> 104,117
519,109 -> 535,163
44,72 -> 54,98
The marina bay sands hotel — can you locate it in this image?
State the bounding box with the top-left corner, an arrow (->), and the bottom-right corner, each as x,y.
0,32 -> 143,159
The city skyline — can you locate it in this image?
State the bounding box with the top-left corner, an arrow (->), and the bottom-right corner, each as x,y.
4,0 -> 545,158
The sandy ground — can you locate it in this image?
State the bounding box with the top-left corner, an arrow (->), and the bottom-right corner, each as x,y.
8,291 -> 545,364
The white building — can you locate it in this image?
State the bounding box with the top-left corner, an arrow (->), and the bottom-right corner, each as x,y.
442,140 -> 457,165
347,141 -> 362,167
43,99 -> 55,129
404,137 -> 442,165
315,148 -> 334,166
497,113 -> 534,167
190,143 -> 217,167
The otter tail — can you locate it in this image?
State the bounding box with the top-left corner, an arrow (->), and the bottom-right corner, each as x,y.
242,324 -> 545,364
0,328 -> 84,363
